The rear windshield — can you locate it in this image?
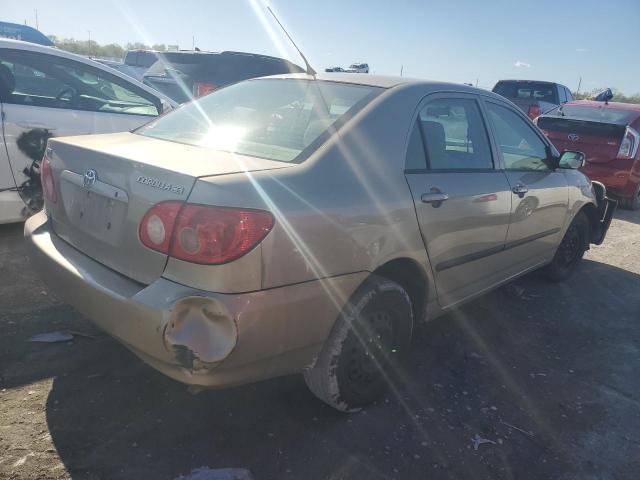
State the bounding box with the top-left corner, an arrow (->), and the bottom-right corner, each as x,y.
136,79 -> 381,163
145,53 -> 301,82
124,51 -> 161,68
493,81 -> 558,103
544,105 -> 638,126
537,117 -> 626,137
145,53 -> 212,77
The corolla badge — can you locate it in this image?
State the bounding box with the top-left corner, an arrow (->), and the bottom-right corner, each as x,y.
567,133 -> 580,141
83,169 -> 97,188
136,175 -> 185,195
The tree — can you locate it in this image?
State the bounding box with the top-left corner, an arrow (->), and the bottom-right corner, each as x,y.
47,36 -> 139,60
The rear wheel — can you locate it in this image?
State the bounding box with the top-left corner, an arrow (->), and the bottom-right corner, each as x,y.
622,184 -> 640,211
544,211 -> 589,282
303,275 -> 413,412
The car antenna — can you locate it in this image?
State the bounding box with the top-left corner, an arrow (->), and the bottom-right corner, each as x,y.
267,6 -> 316,76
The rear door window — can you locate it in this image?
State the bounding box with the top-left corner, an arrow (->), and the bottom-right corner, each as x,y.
565,87 -> 574,102
559,87 -> 567,103
409,97 -> 493,170
405,122 -> 427,170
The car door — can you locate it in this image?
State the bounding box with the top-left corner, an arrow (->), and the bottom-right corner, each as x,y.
483,100 -> 569,268
404,93 -> 513,306
0,114 -> 23,223
0,48 -> 161,212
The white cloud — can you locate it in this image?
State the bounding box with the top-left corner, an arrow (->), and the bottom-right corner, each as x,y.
576,48 -> 589,52
514,60 -> 531,68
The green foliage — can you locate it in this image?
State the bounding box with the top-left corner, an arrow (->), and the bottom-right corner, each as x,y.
573,88 -> 640,104
47,36 -> 174,60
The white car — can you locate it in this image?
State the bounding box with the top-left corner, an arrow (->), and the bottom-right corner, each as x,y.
346,63 -> 369,74
0,39 -> 176,224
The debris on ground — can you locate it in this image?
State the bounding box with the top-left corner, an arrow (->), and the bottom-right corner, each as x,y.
174,467 -> 254,480
471,434 -> 496,451
500,419 -> 534,437
27,331 -> 74,343
187,385 -> 206,395
27,330 -> 95,343
504,284 -> 540,300
67,330 -> 96,339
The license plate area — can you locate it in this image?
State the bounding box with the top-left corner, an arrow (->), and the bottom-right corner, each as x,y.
59,170 -> 128,246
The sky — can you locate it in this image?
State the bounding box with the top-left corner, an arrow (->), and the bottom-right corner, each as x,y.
3,0 -> 640,94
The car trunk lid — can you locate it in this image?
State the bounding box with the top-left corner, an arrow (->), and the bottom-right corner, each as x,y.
46,132 -> 290,284
537,117 -> 626,165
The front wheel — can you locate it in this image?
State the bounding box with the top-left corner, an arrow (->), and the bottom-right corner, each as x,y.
303,275 -> 413,412
544,211 -> 589,282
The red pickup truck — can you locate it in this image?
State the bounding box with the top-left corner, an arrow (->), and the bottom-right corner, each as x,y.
536,100 -> 640,210
493,80 -> 573,120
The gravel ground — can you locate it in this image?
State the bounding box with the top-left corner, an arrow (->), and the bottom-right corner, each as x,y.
1,209 -> 639,480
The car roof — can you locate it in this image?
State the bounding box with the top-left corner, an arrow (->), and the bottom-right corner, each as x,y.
495,79 -> 558,84
143,49 -> 299,62
256,72 -> 504,96
564,99 -> 640,112
0,38 -> 177,106
0,21 -> 54,46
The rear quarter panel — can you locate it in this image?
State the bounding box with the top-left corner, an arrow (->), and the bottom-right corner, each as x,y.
177,84 -> 435,299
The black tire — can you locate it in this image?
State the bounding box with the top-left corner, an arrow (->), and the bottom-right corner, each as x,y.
544,211 -> 589,282
622,184 -> 640,211
303,275 -> 413,412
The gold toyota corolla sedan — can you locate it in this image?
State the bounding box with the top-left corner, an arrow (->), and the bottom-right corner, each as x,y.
25,73 -> 616,411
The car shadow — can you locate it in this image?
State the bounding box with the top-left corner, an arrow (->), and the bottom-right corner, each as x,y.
41,258 -> 640,480
613,207 -> 640,225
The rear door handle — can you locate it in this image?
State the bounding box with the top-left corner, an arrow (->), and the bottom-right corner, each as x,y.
16,121 -> 57,131
511,184 -> 528,197
421,192 -> 449,204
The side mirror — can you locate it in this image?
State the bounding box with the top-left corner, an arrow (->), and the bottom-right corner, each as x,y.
558,150 -> 585,169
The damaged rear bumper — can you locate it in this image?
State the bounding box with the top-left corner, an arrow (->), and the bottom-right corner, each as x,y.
25,211 -> 366,388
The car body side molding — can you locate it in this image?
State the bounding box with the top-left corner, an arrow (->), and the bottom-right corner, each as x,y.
436,227 -> 560,272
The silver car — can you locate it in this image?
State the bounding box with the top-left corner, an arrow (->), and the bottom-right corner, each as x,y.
25,73 -> 615,412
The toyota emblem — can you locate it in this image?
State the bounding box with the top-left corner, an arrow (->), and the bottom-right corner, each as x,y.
83,169 -> 97,189
567,133 -> 580,142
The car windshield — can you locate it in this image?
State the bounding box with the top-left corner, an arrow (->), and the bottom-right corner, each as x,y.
546,104 -> 638,125
136,78 -> 380,162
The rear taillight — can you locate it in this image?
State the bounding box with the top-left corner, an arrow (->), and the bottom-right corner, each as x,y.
617,126 -> 640,160
193,82 -> 217,97
139,201 -> 182,254
140,202 -> 274,265
527,104 -> 541,121
40,151 -> 57,204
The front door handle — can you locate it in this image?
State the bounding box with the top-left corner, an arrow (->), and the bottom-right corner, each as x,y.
511,184 -> 528,198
